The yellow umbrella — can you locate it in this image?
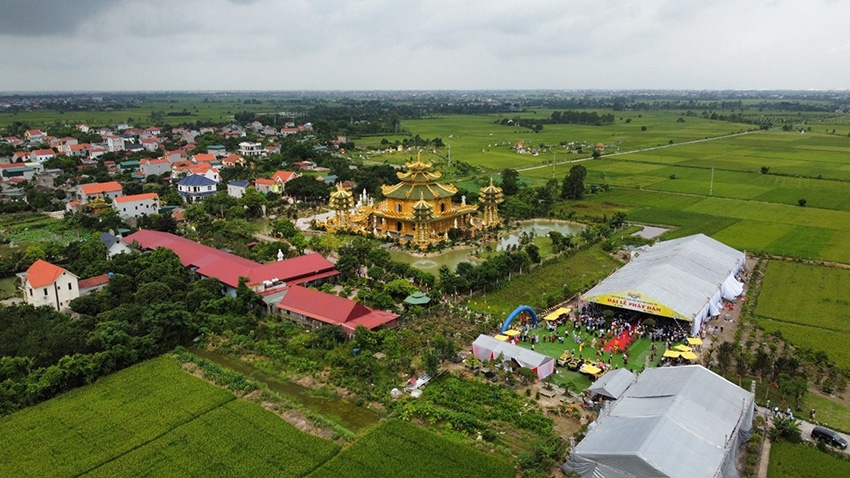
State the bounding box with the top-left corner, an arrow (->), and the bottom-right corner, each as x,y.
580,364 -> 602,375
680,351 -> 699,361
687,337 -> 703,346
674,344 -> 692,352
494,334 -> 509,341
663,349 -> 681,358
544,307 -> 572,321
503,329 -> 521,337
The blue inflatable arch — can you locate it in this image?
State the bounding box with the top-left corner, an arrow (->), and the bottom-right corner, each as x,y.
500,305 -> 538,334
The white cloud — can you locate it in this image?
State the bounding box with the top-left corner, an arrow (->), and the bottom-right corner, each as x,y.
1,0 -> 849,90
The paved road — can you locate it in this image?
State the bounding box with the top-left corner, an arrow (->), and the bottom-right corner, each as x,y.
756,405 -> 850,456
516,130 -> 760,173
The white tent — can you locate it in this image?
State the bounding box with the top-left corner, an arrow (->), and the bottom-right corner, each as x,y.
587,368 -> 636,400
581,234 -> 745,334
472,335 -> 555,380
563,365 -> 754,478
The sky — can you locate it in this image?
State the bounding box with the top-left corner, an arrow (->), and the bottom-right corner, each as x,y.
1,0 -> 849,92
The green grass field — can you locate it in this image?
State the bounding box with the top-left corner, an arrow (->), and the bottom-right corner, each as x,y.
753,261 -> 850,369
470,245 -> 623,315
308,419 -> 515,478
768,441 -> 850,478
0,357 -> 339,477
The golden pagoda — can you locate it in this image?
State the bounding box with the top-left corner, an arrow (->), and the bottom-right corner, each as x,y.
322,154 -> 502,248
479,177 -> 504,228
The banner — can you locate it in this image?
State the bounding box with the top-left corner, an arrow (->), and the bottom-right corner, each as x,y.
583,290 -> 690,321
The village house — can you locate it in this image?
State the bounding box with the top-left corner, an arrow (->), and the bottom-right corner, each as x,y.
177,174 -> 217,203
19,260 -> 79,312
239,142 -> 263,157
25,129 -> 45,142
100,232 -> 133,259
77,181 -> 123,202
139,158 -> 171,177
221,154 -> 246,168
31,149 -> 56,164
227,179 -> 251,199
112,192 -> 160,219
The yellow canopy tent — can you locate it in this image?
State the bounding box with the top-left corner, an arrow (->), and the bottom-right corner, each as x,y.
494,334 -> 509,342
663,349 -> 681,358
687,337 -> 703,346
680,351 -> 699,361
503,329 -> 521,337
674,344 -> 692,352
544,307 -> 572,321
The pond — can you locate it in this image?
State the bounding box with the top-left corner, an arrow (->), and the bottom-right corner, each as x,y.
389,219 -> 584,271
189,347 -> 379,433
494,219 -> 584,251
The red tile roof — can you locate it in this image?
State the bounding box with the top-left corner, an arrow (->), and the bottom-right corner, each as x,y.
193,153 -> 216,163
32,149 -> 55,156
80,181 -> 122,195
277,285 -> 398,333
78,274 -> 110,290
114,192 -> 159,203
123,230 -> 337,289
25,260 -> 68,288
272,171 -> 298,182
254,178 -> 274,186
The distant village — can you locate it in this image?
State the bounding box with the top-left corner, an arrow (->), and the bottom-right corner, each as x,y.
0,119 -> 344,218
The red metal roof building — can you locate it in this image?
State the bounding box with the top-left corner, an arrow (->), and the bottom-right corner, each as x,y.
276,285 -> 399,335
124,229 -> 338,291
123,230 -> 397,332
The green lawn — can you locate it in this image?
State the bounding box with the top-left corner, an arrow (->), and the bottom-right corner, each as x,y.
471,245 -> 623,315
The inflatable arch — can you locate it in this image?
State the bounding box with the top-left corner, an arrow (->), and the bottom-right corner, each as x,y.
499,305 -> 538,334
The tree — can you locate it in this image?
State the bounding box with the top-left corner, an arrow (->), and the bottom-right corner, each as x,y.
717,341 -> 736,376
272,219 -> 298,239
240,187 -> 268,219
500,168 -> 520,196
526,244 -> 541,264
561,165 -> 587,200
797,198 -> 807,207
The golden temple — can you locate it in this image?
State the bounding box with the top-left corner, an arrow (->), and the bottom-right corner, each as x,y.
323,156 -> 502,247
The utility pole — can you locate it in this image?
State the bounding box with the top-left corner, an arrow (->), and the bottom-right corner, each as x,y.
710,167 -> 714,196
552,152 -> 556,179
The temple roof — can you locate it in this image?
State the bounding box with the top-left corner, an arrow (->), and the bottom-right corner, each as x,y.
381,157 -> 458,200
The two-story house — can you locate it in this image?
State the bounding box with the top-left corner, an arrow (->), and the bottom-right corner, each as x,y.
77,181 -> 123,202
19,260 -> 79,311
112,192 -> 160,219
177,174 -> 217,203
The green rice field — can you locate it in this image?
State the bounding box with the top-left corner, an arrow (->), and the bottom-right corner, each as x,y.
753,261 -> 850,369
0,357 -> 515,478
307,419 -> 515,478
768,441 -> 850,478
0,358 -> 339,477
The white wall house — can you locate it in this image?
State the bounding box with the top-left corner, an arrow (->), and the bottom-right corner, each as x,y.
177,174 -> 218,203
104,135 -> 125,152
77,181 -> 123,202
239,142 -> 263,156
112,192 -> 160,219
20,260 -> 79,311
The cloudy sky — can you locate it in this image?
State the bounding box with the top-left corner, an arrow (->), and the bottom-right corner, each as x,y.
1,0 -> 848,92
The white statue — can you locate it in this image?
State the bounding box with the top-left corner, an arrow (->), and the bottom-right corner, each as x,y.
461,195 -> 466,205
277,249 -> 284,261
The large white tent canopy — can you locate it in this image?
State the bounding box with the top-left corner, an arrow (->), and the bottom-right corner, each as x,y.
581,234 -> 745,334
563,365 -> 754,478
472,335 -> 555,380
